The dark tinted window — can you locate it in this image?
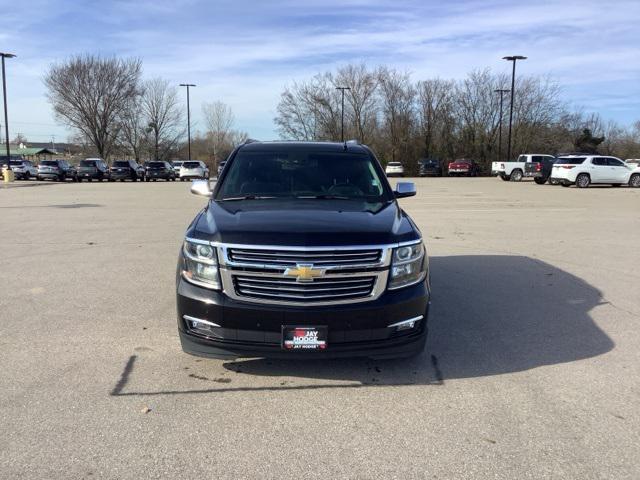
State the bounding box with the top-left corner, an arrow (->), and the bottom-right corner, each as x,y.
606,158 -> 624,167
41,160 -> 58,166
218,149 -> 388,201
556,157 -> 586,165
113,161 -> 130,168
80,160 -> 96,167
592,158 -> 607,166
9,161 -> 23,166
148,162 -> 166,169
183,161 -> 201,168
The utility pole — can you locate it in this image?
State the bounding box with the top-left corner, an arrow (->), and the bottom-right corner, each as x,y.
1,52 -> 16,173
502,55 -> 527,161
335,86 -> 350,142
179,83 -> 196,160
494,88 -> 510,163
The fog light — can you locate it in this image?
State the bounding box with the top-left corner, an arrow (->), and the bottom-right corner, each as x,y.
387,315 -> 423,331
184,315 -> 221,337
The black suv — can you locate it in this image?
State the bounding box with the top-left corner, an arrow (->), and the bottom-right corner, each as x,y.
145,161 -> 176,181
110,160 -> 145,182
419,158 -> 443,177
176,141 -> 431,360
77,158 -> 110,182
37,159 -> 77,182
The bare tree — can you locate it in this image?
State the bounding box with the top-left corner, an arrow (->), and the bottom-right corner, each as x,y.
118,95 -> 146,162
378,67 -> 415,163
416,78 -> 456,160
141,78 -> 184,161
334,64 -> 379,143
202,100 -> 235,162
44,55 -> 142,160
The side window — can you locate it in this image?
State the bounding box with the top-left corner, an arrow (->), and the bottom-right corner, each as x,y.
606,158 -> 624,167
532,156 -> 543,162
592,158 -> 606,166
517,155 -> 527,162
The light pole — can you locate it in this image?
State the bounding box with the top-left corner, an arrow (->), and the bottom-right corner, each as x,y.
494,88 -> 510,163
1,52 -> 16,173
502,55 -> 526,161
179,83 -> 196,160
336,86 -> 350,142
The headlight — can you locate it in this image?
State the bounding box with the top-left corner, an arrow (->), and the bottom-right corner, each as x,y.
181,239 -> 221,290
388,242 -> 426,290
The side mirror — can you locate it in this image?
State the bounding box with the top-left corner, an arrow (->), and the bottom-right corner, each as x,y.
190,179 -> 212,197
394,182 -> 416,198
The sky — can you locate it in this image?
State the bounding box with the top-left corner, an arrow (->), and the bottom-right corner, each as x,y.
1,0 -> 639,144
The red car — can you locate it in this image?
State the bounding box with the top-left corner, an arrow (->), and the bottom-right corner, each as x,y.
447,159 -> 479,177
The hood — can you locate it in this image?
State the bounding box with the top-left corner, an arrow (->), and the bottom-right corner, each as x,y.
189,199 -> 420,247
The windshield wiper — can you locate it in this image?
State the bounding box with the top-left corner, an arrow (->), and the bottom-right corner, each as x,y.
218,195 -> 278,201
294,194 -> 351,200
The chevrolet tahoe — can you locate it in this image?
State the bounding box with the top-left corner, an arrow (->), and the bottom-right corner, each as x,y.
176,141 -> 431,359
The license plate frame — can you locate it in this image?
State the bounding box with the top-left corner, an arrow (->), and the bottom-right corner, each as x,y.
282,326 -> 328,351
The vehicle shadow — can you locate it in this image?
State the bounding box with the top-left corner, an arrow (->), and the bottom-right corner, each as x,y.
219,255 -> 613,384
111,255 -> 613,396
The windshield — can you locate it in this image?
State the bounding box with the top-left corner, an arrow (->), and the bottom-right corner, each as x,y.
148,162 -> 165,169
556,157 -> 586,165
216,149 -> 390,201
113,161 -> 129,168
172,161 -> 183,166
183,161 -> 201,168
41,160 -> 58,166
10,161 -> 24,166
79,160 -> 96,167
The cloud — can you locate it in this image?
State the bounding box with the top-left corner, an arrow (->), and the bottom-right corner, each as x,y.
2,0 -> 639,142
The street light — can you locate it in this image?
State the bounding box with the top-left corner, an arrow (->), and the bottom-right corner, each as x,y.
335,86 -> 350,142
502,55 -> 527,161
179,83 -> 196,161
1,52 -> 16,173
494,88 -> 510,163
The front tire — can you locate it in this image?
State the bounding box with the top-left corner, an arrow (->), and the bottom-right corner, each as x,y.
576,174 -> 590,188
534,177 -> 547,185
629,174 -> 640,188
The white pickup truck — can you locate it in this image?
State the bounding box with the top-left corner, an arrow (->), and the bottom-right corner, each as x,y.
491,154 -> 556,182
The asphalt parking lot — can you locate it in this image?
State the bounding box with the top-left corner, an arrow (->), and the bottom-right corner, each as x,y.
1,178 -> 639,479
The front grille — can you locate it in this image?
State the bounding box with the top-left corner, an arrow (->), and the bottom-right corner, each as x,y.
233,274 -> 376,302
227,248 -> 382,267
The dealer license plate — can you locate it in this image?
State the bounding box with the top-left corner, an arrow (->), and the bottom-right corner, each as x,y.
282,326 -> 327,350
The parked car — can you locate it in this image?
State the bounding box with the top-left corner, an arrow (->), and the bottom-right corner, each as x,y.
77,158 -> 109,182
491,154 -> 556,181
8,159 -> 38,180
171,161 -> 184,175
110,160 -> 145,182
524,156 -> 558,184
217,161 -> 227,178
448,159 -> 479,176
177,140 -> 430,359
145,161 -> 176,181
418,158 -> 442,177
385,161 -> 405,177
550,155 -> 640,188
37,159 -> 77,182
179,160 -> 209,181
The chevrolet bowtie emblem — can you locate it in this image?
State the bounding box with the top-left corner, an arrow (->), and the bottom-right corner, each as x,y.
284,264 -> 326,282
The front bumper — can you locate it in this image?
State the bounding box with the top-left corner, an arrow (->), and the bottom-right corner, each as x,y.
177,277 -> 430,359
37,171 -> 62,179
